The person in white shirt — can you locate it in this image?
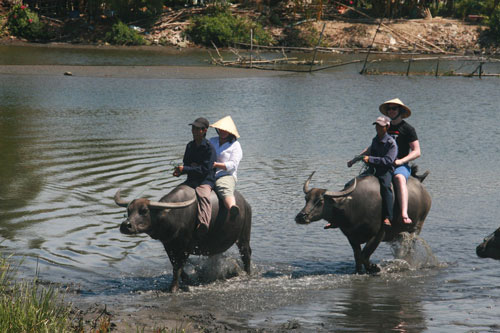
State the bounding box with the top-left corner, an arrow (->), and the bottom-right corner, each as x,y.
209,116 -> 243,220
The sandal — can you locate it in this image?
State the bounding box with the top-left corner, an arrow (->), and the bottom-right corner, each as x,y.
383,218 -> 391,227
402,216 -> 413,224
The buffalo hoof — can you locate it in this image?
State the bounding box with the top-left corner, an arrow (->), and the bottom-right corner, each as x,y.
367,264 -> 381,275
169,283 -> 181,293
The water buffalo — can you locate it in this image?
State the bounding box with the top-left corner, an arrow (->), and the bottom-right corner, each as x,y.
476,228 -> 500,260
115,184 -> 252,292
295,168 -> 431,274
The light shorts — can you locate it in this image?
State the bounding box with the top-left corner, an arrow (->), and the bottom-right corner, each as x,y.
394,164 -> 411,180
215,175 -> 236,198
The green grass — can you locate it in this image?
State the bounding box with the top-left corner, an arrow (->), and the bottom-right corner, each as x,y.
0,254 -> 75,332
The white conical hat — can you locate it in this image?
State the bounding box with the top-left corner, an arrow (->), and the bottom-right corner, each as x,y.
210,116 -> 240,138
379,98 -> 412,119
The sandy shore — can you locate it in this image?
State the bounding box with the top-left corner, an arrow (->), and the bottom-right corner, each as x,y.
0,64 -> 296,79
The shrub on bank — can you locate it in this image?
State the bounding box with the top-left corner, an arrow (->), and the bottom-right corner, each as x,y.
6,4 -> 48,40
186,6 -> 273,47
105,20 -> 146,45
0,254 -> 74,332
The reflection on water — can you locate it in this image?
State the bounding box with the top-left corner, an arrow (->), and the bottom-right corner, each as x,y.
1,46 -> 500,331
0,106 -> 42,239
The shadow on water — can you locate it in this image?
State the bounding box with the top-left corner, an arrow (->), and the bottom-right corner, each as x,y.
0,106 -> 43,239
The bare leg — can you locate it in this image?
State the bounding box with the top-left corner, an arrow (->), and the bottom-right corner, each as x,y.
223,195 -> 239,220
394,174 -> 412,223
223,196 -> 236,210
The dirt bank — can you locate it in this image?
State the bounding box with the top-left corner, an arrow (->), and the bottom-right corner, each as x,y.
130,8 -> 493,55
0,1 -> 495,55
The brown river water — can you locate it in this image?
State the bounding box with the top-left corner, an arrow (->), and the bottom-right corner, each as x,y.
1,44 -> 500,331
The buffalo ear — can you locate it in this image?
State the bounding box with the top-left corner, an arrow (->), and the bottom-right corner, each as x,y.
327,196 -> 352,205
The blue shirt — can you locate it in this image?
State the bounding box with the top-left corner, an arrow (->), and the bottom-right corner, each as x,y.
368,133 -> 398,176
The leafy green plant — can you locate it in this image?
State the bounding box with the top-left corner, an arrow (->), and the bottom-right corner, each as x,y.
6,3 -> 46,40
186,7 -> 273,47
105,20 -> 146,45
0,254 -> 74,332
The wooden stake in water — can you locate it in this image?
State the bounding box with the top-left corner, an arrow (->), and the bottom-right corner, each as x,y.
310,23 -> 326,73
406,43 -> 416,76
250,29 -> 253,68
360,18 -> 383,75
435,57 -> 440,77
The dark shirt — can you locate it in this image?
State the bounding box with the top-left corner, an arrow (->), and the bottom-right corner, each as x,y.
388,120 -> 418,159
368,133 -> 398,176
182,138 -> 216,188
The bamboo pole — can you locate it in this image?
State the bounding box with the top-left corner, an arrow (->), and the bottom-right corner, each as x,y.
360,18 -> 383,74
406,42 -> 416,76
310,23 -> 326,73
250,29 -> 253,68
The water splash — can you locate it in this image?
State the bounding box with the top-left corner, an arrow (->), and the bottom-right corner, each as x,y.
183,254 -> 244,285
388,232 -> 440,269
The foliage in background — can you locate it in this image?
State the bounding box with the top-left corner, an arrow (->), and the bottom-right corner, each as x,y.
482,7 -> 500,45
6,4 -> 48,40
280,24 -> 322,47
0,254 -> 74,332
108,0 -> 163,22
105,20 -> 146,45
186,5 -> 273,47
454,0 -> 485,18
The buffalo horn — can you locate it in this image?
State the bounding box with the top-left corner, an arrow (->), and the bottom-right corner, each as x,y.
114,190 -> 130,207
303,171 -> 316,193
324,178 -> 357,197
148,197 -> 197,209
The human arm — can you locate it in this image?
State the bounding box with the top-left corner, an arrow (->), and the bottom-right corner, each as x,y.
347,146 -> 370,167
368,140 -> 398,166
395,140 -> 421,166
173,165 -> 183,177
214,141 -> 242,173
182,141 -> 215,178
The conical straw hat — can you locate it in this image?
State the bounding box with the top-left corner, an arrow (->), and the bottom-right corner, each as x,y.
210,115 -> 240,138
379,98 -> 412,119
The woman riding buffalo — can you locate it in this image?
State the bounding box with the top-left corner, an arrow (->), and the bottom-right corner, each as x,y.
209,116 -> 243,222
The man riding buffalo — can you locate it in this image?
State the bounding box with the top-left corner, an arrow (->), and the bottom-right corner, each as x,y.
347,115 -> 398,227
173,117 -> 216,239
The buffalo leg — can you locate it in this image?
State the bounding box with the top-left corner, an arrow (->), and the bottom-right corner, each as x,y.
237,240 -> 252,274
236,206 -> 252,274
164,245 -> 189,293
348,238 -> 364,274
361,227 -> 385,274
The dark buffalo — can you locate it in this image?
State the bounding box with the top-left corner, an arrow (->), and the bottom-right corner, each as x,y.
115,184 -> 252,292
476,228 -> 500,259
295,168 -> 431,274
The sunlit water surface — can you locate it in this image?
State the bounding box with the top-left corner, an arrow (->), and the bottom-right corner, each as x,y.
1,45 -> 500,331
